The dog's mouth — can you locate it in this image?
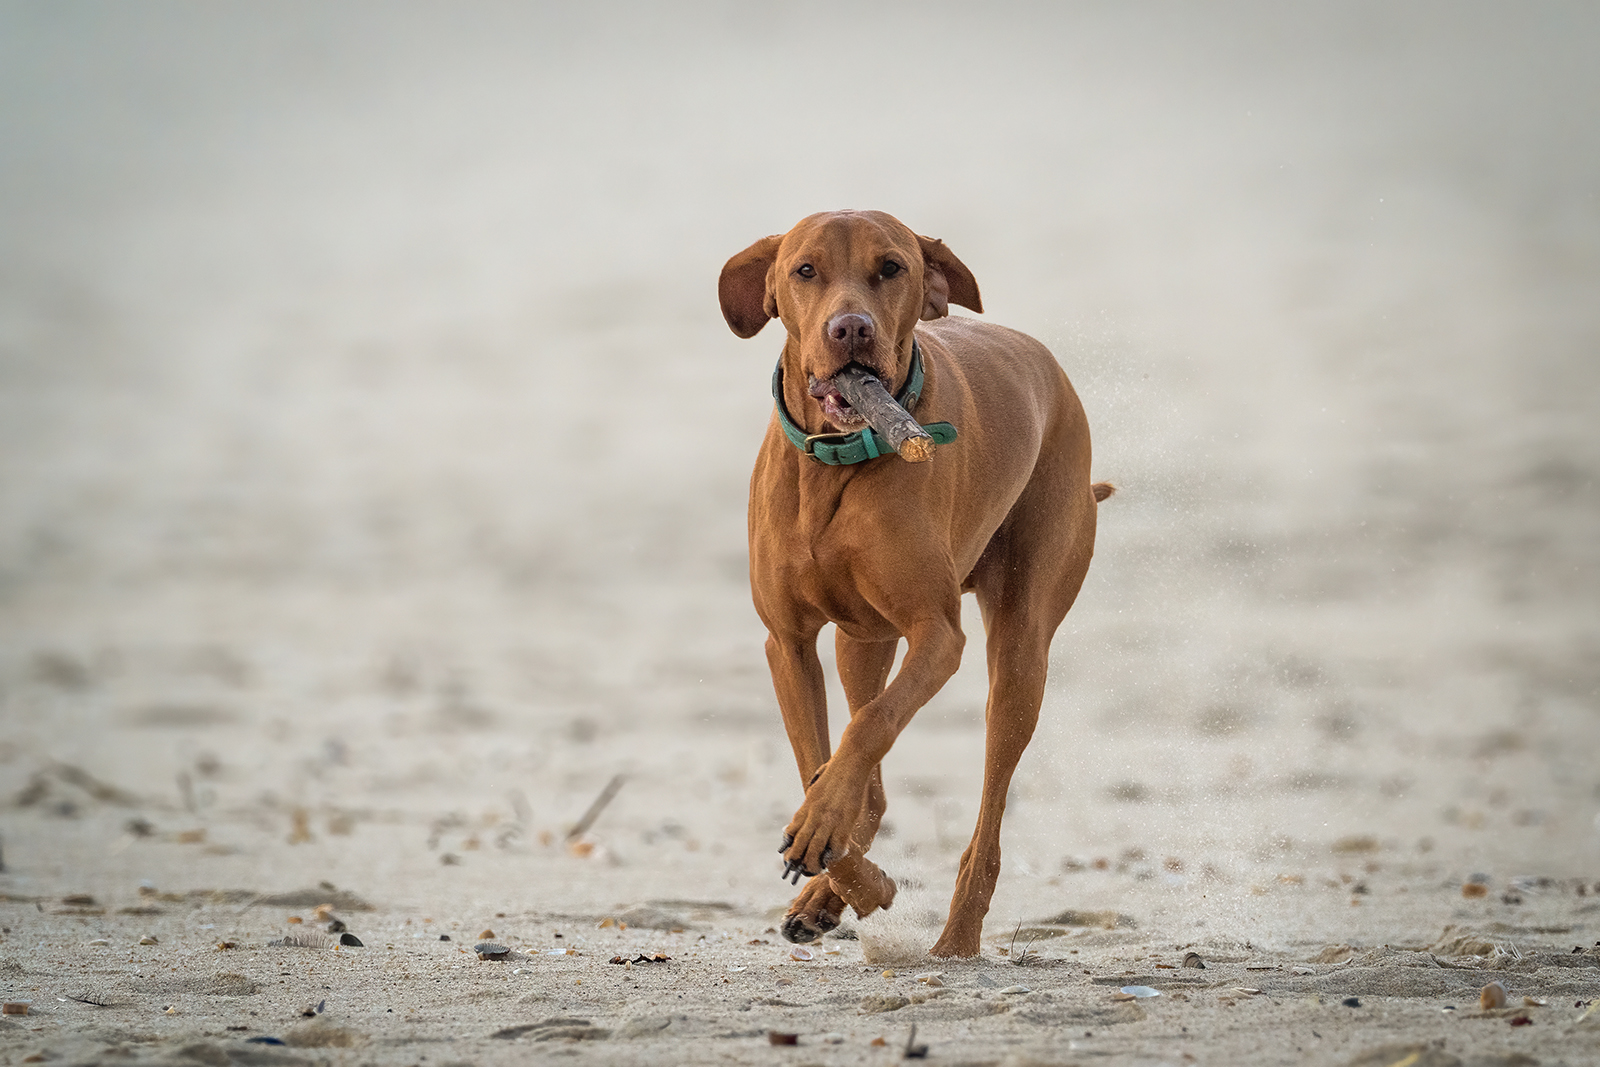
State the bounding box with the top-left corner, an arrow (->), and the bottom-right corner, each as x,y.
807,363 -> 882,429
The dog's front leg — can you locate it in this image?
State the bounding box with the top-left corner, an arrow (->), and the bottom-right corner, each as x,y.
765,628 -> 831,789
780,609 -> 964,880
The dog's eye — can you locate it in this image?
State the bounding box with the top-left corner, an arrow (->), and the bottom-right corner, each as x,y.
880,260 -> 903,279
796,264 -> 816,279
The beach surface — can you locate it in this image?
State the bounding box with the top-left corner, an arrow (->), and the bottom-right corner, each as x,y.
2,4 -> 1598,1063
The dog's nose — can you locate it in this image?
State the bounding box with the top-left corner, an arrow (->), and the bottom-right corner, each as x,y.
826,313 -> 875,349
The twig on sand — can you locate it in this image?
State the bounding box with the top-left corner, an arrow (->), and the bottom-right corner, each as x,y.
1008,921 -> 1040,966
566,774 -> 626,842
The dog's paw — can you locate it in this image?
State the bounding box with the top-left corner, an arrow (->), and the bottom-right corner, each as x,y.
781,877 -> 845,944
780,768 -> 864,879
781,910 -> 839,944
928,925 -> 983,959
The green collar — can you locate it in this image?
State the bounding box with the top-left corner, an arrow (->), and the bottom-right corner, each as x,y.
771,339 -> 958,465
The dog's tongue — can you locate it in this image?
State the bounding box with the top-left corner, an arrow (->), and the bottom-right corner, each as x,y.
809,364 -> 878,411
807,375 -> 853,411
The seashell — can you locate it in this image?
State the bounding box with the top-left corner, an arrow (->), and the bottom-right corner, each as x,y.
881,969 -> 897,978
1182,951 -> 1205,968
1119,985 -> 1161,998
270,931 -> 330,949
788,946 -> 814,961
998,985 -> 1031,995
475,942 -> 510,960
139,936 -> 158,945
1481,981 -> 1508,1010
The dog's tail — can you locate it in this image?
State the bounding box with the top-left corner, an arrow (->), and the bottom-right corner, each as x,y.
1091,481 -> 1116,503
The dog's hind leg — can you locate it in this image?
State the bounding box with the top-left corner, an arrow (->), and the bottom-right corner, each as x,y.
930,493 -> 1096,958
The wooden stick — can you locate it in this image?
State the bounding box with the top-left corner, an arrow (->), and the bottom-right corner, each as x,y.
831,366 -> 936,462
566,774 -> 625,841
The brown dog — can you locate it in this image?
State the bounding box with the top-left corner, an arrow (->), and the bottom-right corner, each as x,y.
719,209 -> 1111,958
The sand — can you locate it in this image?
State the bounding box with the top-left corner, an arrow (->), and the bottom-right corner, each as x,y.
2,3 -> 1598,1064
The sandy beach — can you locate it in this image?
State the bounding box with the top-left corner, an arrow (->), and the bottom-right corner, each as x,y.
2,3 -> 1598,1064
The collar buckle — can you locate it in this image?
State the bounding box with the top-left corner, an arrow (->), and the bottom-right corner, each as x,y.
802,430 -> 855,457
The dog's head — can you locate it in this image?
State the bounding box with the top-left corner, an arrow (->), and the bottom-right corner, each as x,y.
719,210 -> 981,429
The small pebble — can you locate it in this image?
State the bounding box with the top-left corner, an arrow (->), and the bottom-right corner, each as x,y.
821,1032 -> 845,1044
1462,882 -> 1489,899
139,936 -> 158,946
339,933 -> 363,947
479,928 -> 495,940
286,916 -> 303,924
1,1003 -> 29,1016
1342,996 -> 1362,1008
882,969 -> 897,979
767,1031 -> 799,1045
1481,981 -> 1508,1010
998,985 -> 1032,995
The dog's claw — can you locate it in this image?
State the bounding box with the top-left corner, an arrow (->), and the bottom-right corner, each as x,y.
778,833 -> 794,853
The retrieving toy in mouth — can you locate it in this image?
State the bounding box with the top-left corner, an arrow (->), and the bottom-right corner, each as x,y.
829,364 -> 937,462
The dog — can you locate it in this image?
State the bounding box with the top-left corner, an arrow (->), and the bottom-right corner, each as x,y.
718,209 -> 1112,958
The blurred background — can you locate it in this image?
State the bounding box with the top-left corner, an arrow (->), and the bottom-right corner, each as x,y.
1,2 -> 1596,930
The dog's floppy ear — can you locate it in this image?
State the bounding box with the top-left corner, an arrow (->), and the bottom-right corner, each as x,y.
917,235 -> 983,320
719,234 -> 784,338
